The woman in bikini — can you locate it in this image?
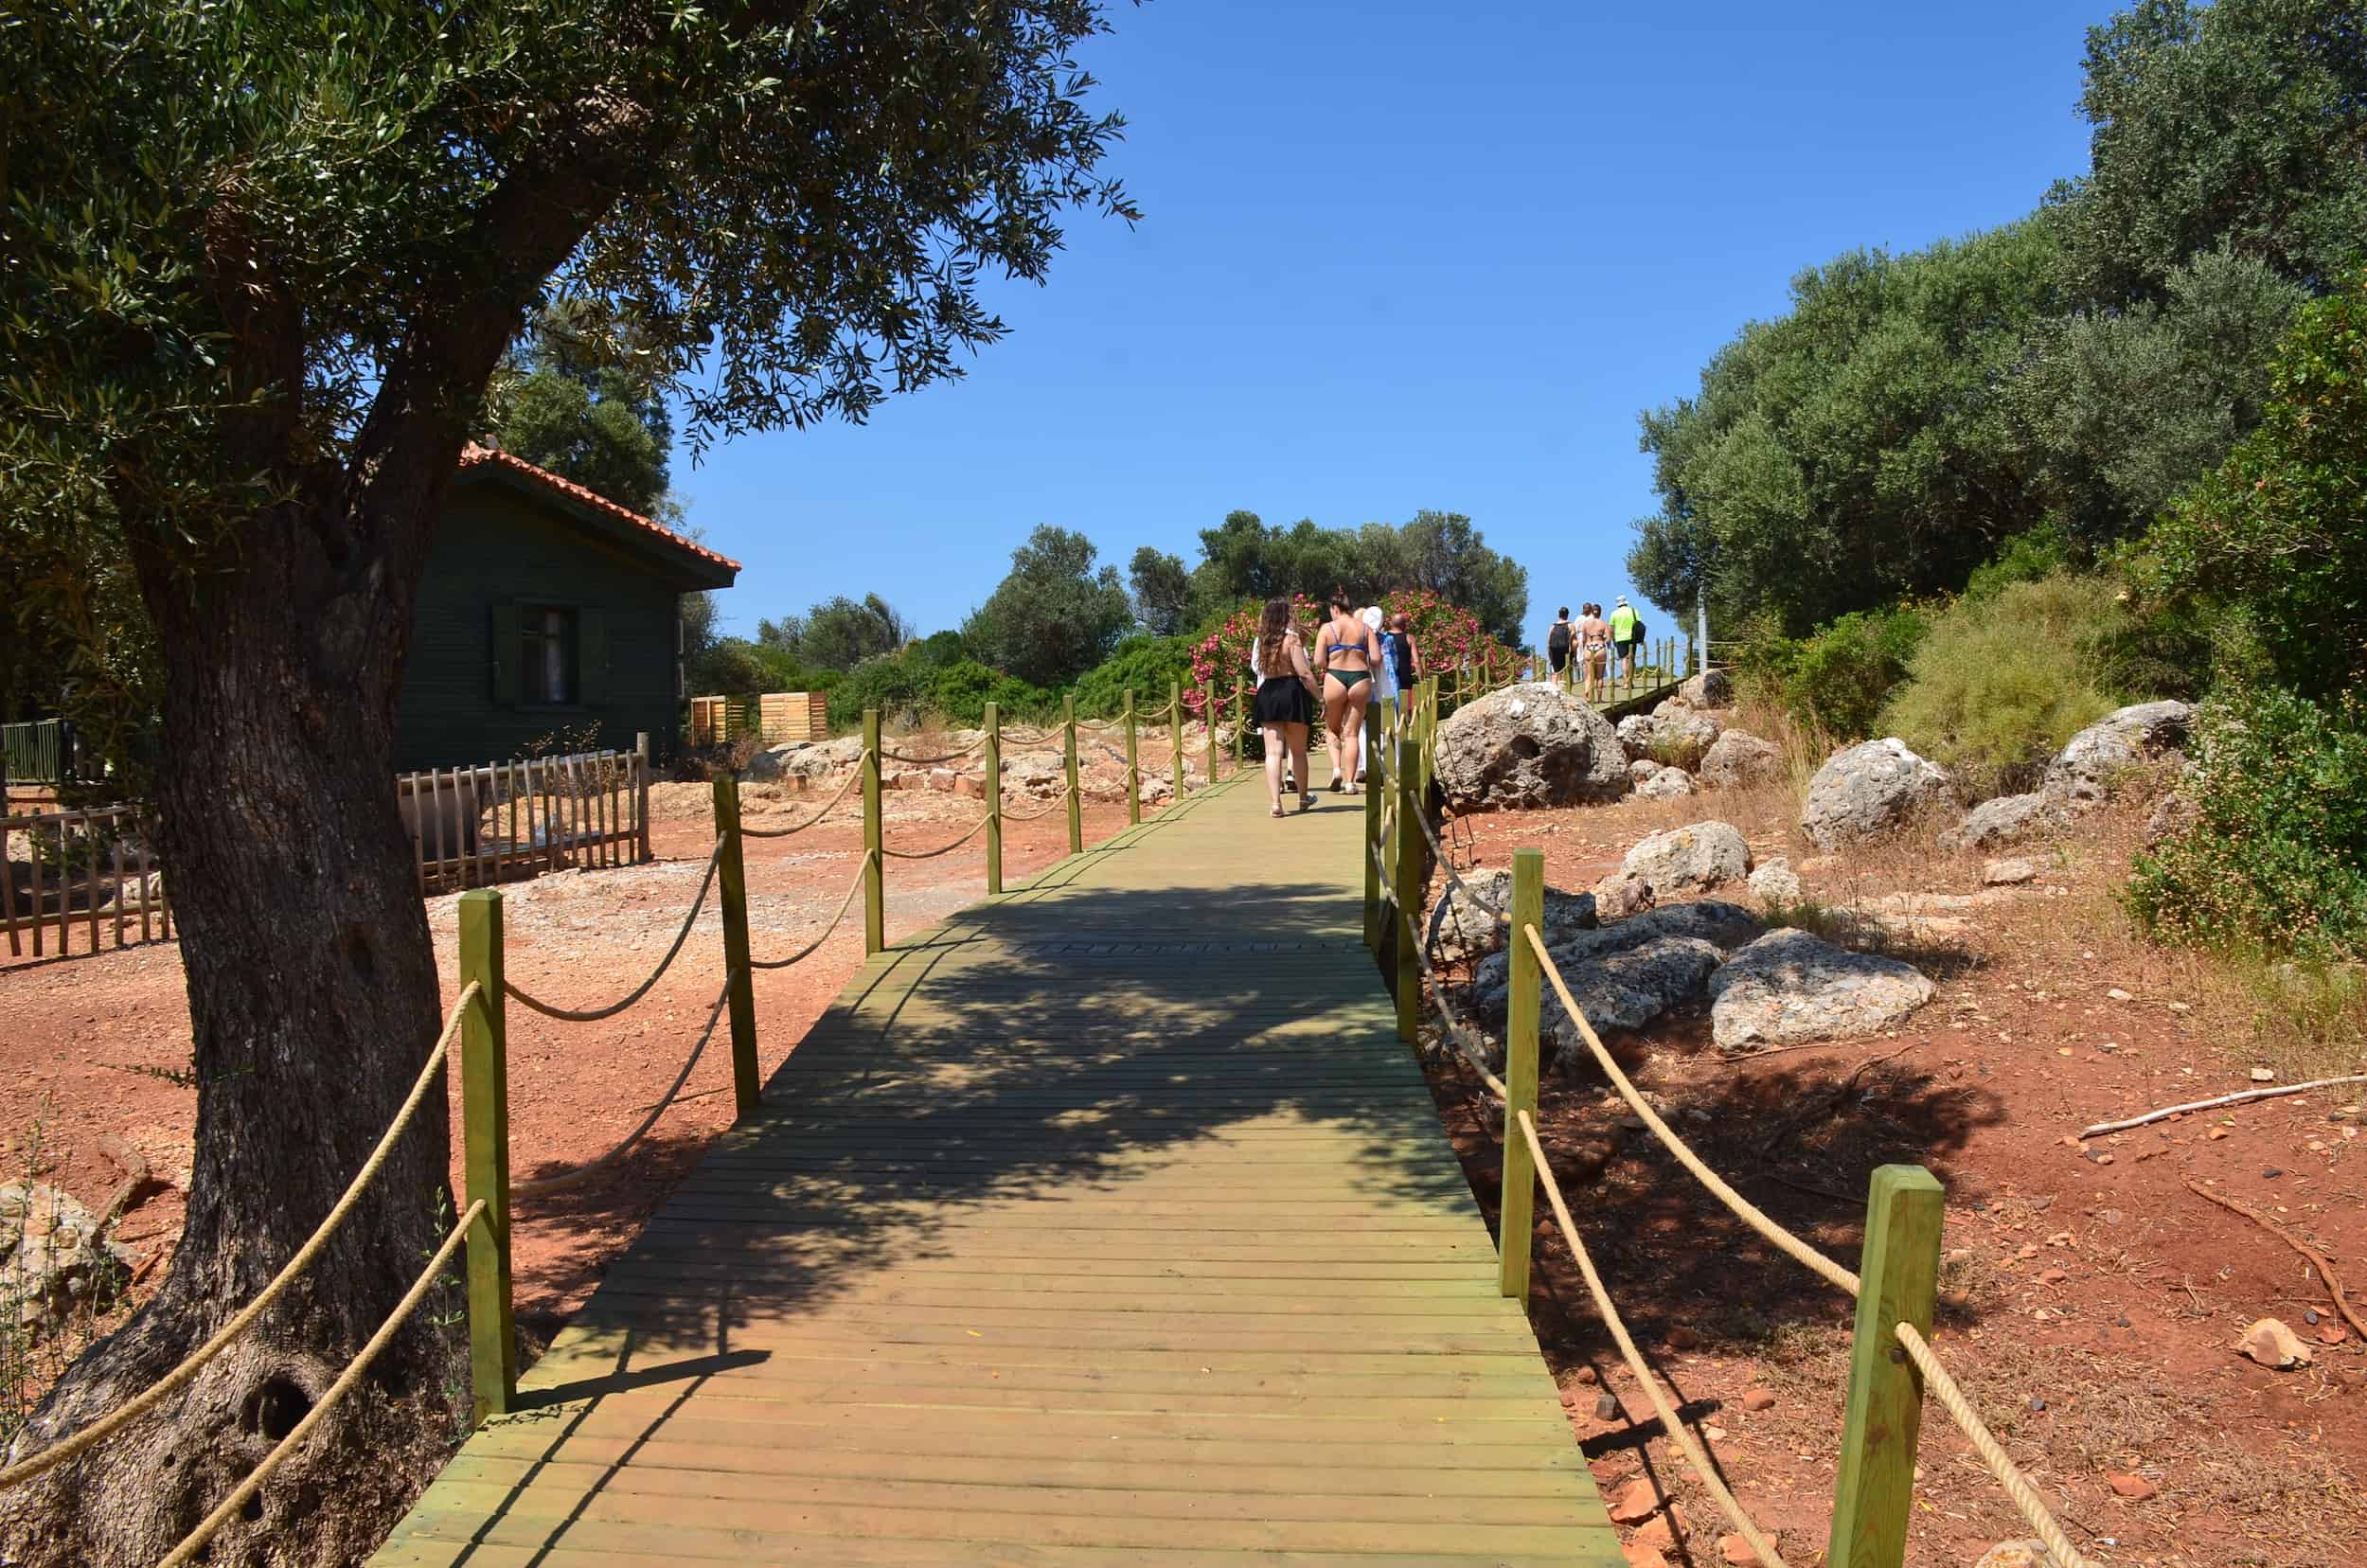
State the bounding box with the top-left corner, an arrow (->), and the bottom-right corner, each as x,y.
1249,597 -> 1321,816
1313,592 -> 1379,793
1578,602 -> 1612,703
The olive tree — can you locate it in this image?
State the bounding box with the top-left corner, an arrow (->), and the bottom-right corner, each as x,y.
0,3 -> 1131,1561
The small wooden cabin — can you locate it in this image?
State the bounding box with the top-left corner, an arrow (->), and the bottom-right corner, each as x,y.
393,444 -> 739,771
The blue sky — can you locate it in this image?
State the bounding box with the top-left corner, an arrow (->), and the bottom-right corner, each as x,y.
677,0 -> 2124,653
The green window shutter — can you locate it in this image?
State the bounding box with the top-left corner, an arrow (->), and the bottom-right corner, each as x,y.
492,602 -> 525,707
578,607 -> 608,706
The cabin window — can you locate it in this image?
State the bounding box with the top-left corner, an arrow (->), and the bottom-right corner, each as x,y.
520,606 -> 578,705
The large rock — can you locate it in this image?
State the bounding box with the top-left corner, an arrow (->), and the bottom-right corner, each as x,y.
2044,700 -> 2195,807
1469,901 -> 1761,1067
1435,684 -> 1628,811
2144,790 -> 2198,848
1471,900 -> 1762,1002
1747,859 -> 1801,905
1636,767 -> 1695,800
1624,821 -> 1751,896
1592,869 -> 1656,919
1616,714 -> 1660,753
1433,868 -> 1599,967
1940,791 -> 2067,852
744,734 -> 866,781
1800,739 -> 1952,850
1699,730 -> 1783,790
1651,709 -> 1721,763
0,1183 -> 133,1327
1708,929 -> 1933,1051
1681,668 -> 1734,708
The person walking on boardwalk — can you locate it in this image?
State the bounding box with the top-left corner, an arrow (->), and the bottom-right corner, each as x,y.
1360,605 -> 1394,765
1383,612 -> 1422,700
1578,602 -> 1611,702
1313,591 -> 1379,794
1250,597 -> 1320,816
1546,607 -> 1574,686
1609,596 -> 1643,684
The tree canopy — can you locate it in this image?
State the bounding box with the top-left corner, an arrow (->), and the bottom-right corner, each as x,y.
489,302 -> 683,521
1184,508 -> 1527,641
1127,545 -> 1192,636
963,525 -> 1133,686
762,594 -> 914,671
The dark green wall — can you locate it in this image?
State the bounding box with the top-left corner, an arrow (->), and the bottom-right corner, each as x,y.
394,479 -> 705,771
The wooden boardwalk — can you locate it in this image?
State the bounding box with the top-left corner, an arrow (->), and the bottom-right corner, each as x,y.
377,775 -> 1620,1566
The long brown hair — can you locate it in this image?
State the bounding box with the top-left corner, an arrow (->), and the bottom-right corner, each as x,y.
1255,597 -> 1292,675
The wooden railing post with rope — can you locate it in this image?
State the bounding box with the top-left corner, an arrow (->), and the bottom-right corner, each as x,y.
1123,690 -> 1141,826
1362,716 -> 1383,953
984,701 -> 1004,895
1169,681 -> 1184,803
712,775 -> 761,1116
458,891 -> 516,1423
1063,693 -> 1083,855
1499,847 -> 1542,1302
1828,1165 -> 1946,1567
862,708 -> 884,955
1392,733 -> 1420,1043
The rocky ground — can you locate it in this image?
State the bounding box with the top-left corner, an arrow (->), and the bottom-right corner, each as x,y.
0,727 -> 1221,1433
1414,682 -> 2363,1567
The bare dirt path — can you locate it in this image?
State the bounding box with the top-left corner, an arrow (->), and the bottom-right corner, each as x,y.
1417,781 -> 2365,1568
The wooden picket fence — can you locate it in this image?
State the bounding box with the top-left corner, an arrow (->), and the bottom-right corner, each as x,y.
1,801 -> 169,960
396,747 -> 652,896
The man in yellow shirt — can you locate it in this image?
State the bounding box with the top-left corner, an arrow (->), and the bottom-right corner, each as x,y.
1609,597 -> 1644,683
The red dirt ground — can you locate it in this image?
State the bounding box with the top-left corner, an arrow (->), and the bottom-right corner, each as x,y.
1418,779 -> 2366,1568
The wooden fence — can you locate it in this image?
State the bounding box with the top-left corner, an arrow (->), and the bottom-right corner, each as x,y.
396,747 -> 651,896
2,720 -> 79,790
2,801 -> 168,960
690,691 -> 828,747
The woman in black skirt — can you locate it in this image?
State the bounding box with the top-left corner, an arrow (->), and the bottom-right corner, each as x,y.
1249,597 -> 1321,816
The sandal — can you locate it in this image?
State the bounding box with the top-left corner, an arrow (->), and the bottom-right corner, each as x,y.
1299,792 -> 1317,812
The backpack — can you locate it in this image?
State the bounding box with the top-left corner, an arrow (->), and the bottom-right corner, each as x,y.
1546,620 -> 1572,658
1385,632 -> 1415,686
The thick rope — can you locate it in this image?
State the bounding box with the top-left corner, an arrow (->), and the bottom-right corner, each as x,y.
998,786 -> 1074,822
1524,924 -> 1863,1298
749,862 -> 868,971
881,811 -> 992,861
1517,1110 -> 1791,1568
1368,841 -> 1510,1097
1895,1322 -> 2097,1568
0,982 -> 480,1491
514,973 -> 735,1197
880,734 -> 989,766
739,758 -> 867,838
504,843 -> 721,1021
156,1199 -> 486,1568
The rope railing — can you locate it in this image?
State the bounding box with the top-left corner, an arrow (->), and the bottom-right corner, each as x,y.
1367,839 -> 1506,1099
739,758 -> 867,838
504,843 -> 721,1022
1524,924 -> 1863,1297
1895,1322 -> 2095,1568
881,811 -> 992,861
0,980 -> 482,1493
513,973 -> 736,1197
749,862 -> 869,971
156,1197 -> 487,1568
880,734 -> 990,766
1517,1108 -> 1792,1568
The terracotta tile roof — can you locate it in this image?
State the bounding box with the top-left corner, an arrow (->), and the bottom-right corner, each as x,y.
458,441 -> 741,573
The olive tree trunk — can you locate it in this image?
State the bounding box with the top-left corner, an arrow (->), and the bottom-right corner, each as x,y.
0,473 -> 469,1565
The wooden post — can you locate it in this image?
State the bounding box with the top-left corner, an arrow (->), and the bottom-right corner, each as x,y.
1500,848 -> 1543,1300
984,702 -> 1004,895
1392,736 -> 1421,1044
634,732 -> 653,863
862,708 -> 884,955
1063,692 -> 1082,856
1235,681 -> 1246,770
711,775 -> 761,1118
1827,1164 -> 1947,1568
457,890 -> 515,1424
1202,677 -> 1217,779
1362,718 -> 1383,953
1123,690 -> 1141,826
1169,681 -> 1184,805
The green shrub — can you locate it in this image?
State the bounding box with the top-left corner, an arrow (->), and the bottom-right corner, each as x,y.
1069,634 -> 1197,720
2128,689 -> 2367,960
1777,607 -> 1928,740
828,650 -> 930,728
1878,574 -> 2127,795
1963,525 -> 2073,602
925,659 -> 1053,726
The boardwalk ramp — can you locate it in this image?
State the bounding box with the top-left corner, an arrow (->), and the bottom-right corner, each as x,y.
377,777 -> 1619,1566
